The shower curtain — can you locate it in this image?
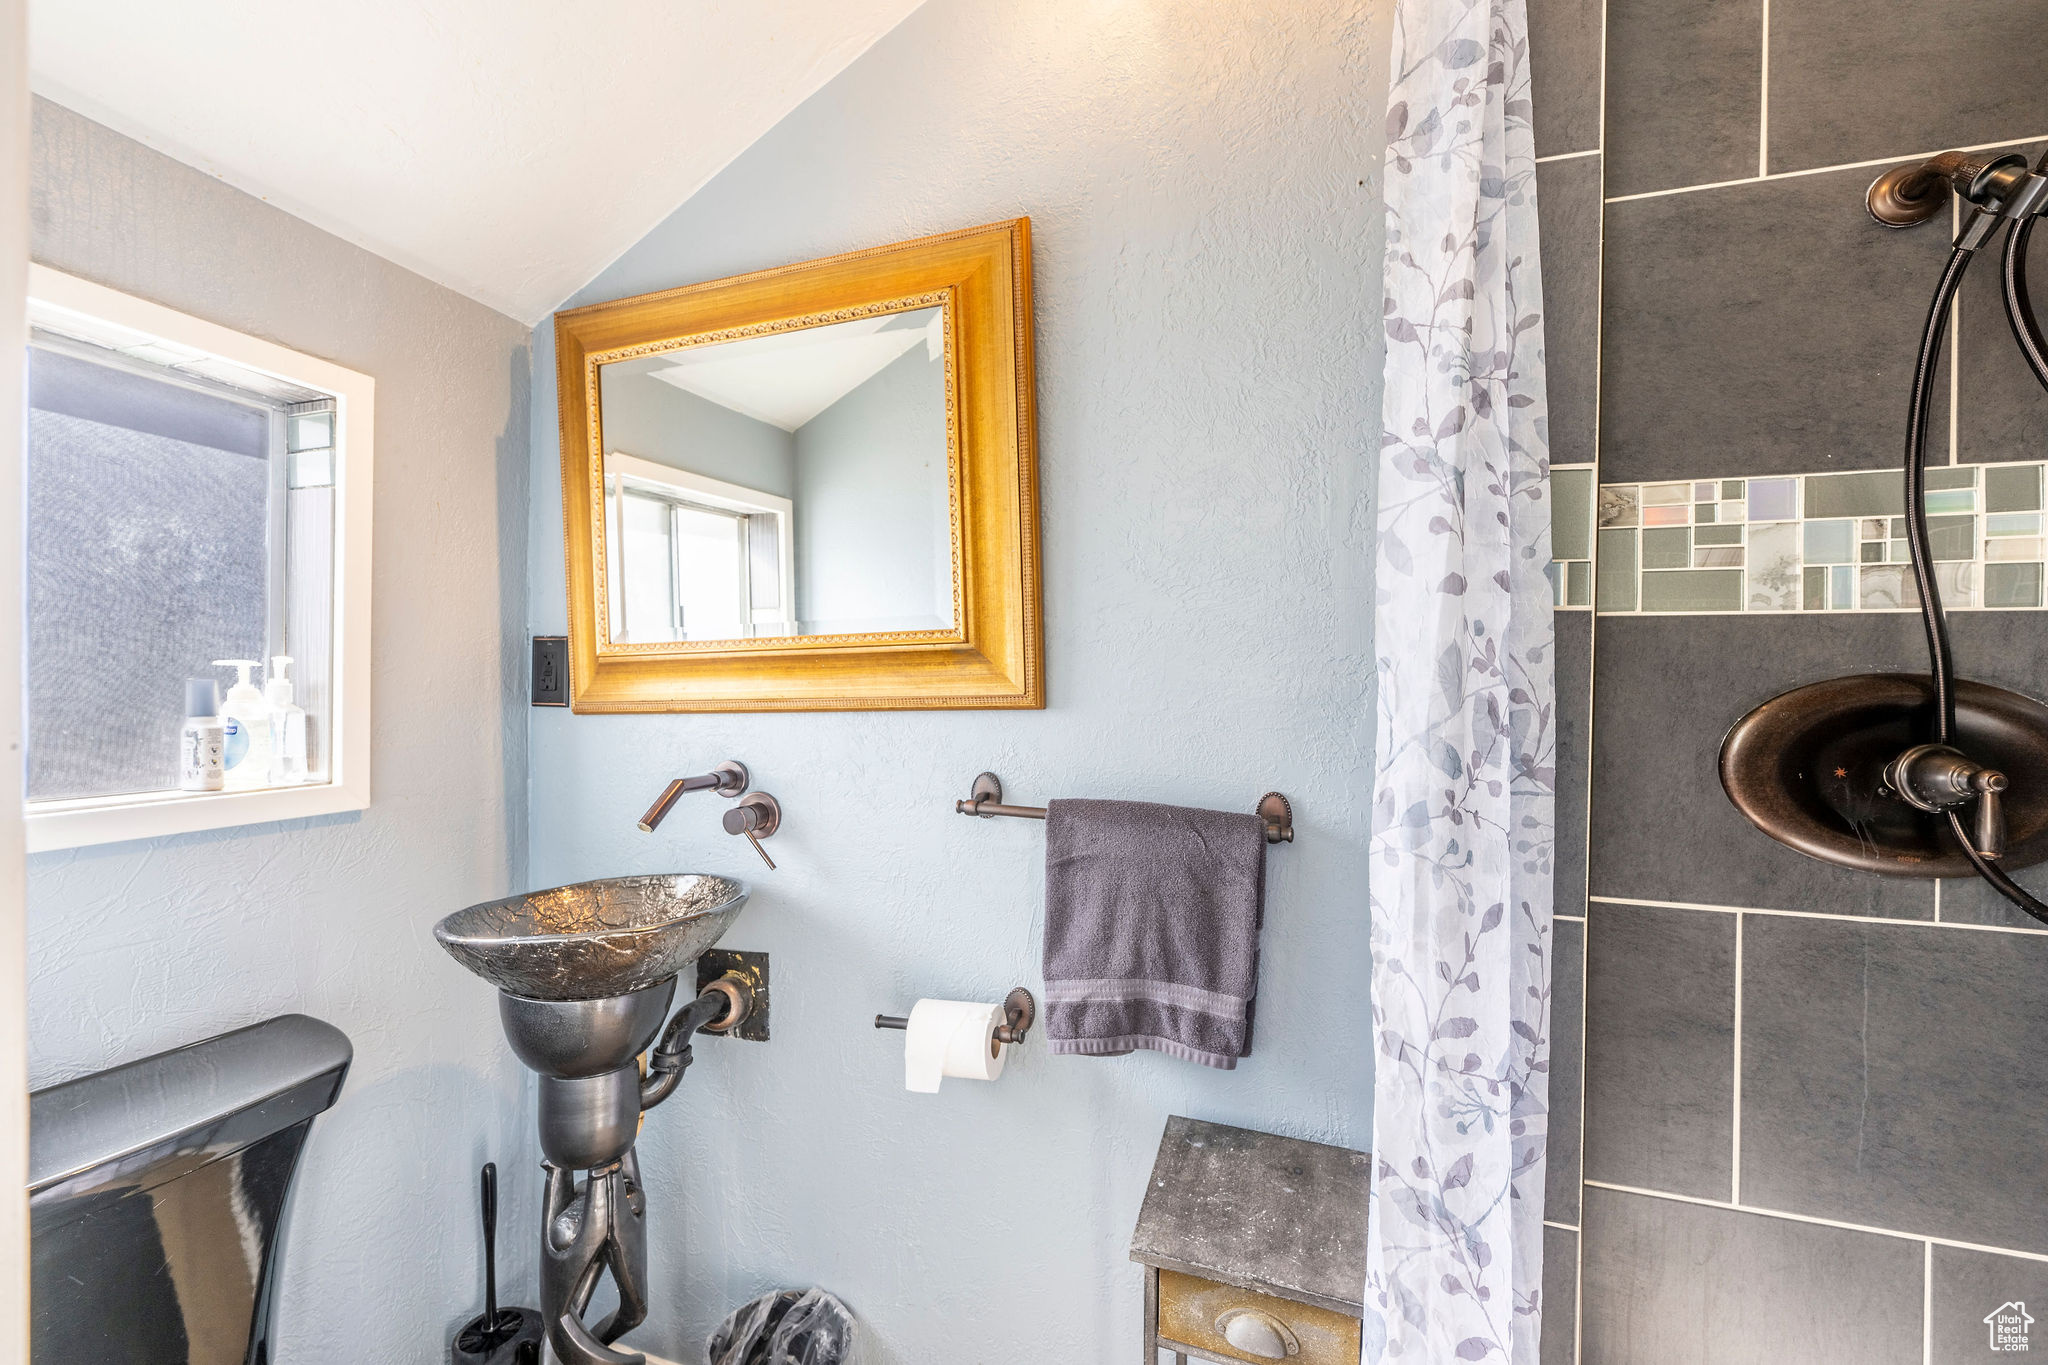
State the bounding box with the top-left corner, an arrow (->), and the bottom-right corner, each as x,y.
1367,0 -> 1555,1359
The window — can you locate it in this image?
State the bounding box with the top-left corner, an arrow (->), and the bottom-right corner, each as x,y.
602,451 -> 792,643
23,266 -> 374,850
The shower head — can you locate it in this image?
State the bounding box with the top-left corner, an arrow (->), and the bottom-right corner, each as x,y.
1866,150 -> 2033,227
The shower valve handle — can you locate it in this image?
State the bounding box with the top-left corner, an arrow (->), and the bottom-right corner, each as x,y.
1885,744 -> 2009,859
1973,770 -> 2009,861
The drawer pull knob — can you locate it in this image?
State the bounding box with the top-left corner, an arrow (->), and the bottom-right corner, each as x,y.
1216,1307 -> 1300,1358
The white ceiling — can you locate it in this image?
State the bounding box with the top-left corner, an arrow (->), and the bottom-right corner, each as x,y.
646,307 -> 943,431
29,1 -> 928,324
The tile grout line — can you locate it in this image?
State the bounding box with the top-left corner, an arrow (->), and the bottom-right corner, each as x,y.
1577,0 -> 1611,1354
1933,877 -> 1942,923
1589,892 -> 2048,937
1582,1179 -> 2048,1264
1731,913 -> 1744,1204
1604,133 -> 2048,205
1544,1219 -> 1581,1232
1537,148 -> 1602,165
1757,0 -> 1771,180
1924,1240 -> 1935,1365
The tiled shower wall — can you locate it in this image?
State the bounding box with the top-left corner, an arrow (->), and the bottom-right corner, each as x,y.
1527,0 -> 2048,1360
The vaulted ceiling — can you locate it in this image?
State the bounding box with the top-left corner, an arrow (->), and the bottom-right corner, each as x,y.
30,1 -> 928,323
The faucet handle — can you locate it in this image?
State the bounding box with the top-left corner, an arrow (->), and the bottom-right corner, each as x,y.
1972,769 -> 2010,860
722,793 -> 782,870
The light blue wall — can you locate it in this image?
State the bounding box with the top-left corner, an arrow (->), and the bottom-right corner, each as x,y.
792,346 -> 950,633
600,365 -> 796,498
27,99 -> 537,1362
527,0 -> 1387,1359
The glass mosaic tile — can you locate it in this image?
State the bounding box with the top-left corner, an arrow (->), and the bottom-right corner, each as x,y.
1566,560 -> 1591,607
1597,528 -> 1638,611
1986,561 -> 2045,608
1598,485 -> 1639,528
1749,478 -> 1798,521
1552,466 -> 1595,561
1803,566 -> 1827,610
1805,519 -> 1854,564
1862,564 -> 1915,610
1640,569 -> 1743,612
1809,471 -> 1903,519
1642,526 -> 1690,569
1987,512 -> 2042,537
1747,521 -> 1800,611
1584,460 -> 2048,616
1987,537 -> 2044,562
1928,515 -> 1974,561
1986,464 -> 2043,513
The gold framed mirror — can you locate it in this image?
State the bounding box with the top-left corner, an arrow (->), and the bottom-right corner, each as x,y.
555,219 -> 1041,712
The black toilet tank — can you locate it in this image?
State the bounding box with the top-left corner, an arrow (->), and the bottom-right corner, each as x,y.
28,1014 -> 353,1365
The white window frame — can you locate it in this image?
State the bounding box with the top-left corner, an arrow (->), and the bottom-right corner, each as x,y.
23,265 -> 375,852
603,450 -> 795,641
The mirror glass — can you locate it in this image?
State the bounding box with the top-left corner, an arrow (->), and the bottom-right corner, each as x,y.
596,304 -> 954,645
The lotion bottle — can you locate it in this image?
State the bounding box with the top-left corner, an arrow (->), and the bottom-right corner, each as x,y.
264,654 -> 307,785
213,659 -> 273,792
179,679 -> 224,792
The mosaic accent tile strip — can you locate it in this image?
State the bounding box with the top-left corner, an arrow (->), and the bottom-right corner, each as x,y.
1550,465 -> 1595,608
1589,463 -> 2047,614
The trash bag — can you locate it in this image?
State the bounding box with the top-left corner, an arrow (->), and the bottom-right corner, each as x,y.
706,1288 -> 856,1365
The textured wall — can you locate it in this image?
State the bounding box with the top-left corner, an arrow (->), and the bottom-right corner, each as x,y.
526,0 -> 1387,1359
27,99 -> 536,1363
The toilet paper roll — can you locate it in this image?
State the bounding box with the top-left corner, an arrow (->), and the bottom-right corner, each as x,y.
902,999 -> 1009,1093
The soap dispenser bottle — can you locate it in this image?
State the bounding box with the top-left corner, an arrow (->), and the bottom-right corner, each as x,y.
179,678 -> 225,792
264,654 -> 307,785
213,659 -> 273,792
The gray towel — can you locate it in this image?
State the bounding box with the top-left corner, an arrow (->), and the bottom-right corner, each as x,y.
1041,798 -> 1268,1070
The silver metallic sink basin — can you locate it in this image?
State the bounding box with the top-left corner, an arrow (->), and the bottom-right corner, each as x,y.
434,873 -> 747,1001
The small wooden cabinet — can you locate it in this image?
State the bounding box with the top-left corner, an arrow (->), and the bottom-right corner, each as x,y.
1130,1117 -> 1370,1364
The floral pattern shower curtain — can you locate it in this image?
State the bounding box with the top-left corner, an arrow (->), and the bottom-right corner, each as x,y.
1366,0 -> 1556,1359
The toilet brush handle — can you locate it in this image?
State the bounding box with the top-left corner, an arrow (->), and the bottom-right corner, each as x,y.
481,1162 -> 498,1323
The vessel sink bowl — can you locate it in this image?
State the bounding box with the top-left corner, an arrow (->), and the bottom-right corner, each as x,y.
434,874 -> 747,1001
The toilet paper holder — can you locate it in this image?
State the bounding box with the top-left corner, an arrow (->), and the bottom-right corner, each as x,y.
875,987 -> 1036,1046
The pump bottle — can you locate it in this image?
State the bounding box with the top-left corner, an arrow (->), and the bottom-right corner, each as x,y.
213,659 -> 274,792
265,654 -> 307,785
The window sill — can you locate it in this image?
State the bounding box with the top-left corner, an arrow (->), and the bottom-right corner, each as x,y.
26,779 -> 370,853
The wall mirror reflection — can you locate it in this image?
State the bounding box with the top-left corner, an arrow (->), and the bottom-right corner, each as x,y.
597,304 -> 953,645
557,219 -> 1041,712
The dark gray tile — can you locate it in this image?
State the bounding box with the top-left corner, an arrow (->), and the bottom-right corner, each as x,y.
1555,610 -> 1592,920
1583,903 -> 1734,1200
1538,155 -> 1602,469
1581,1187 -> 1924,1365
1958,143 -> 2048,468
1589,614 -> 1935,919
1932,1245 -> 2048,1363
1604,0 -> 1761,198
1767,5 -> 2048,175
1528,0 -> 1602,159
1741,914 -> 2048,1253
1546,915 -> 1585,1226
1600,165 -> 1950,485
1542,1224 -> 1578,1365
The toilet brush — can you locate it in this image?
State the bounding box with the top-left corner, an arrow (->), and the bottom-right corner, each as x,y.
453,1163 -> 543,1365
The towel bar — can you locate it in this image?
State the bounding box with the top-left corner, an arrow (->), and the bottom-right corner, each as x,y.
954,773 -> 1294,844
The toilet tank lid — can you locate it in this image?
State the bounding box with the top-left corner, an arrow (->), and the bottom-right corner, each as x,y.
29,1014 -> 353,1197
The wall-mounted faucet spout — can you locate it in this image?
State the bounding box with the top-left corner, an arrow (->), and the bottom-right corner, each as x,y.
636,760 -> 748,831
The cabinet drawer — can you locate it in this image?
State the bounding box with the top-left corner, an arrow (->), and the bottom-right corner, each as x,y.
1156,1269 -> 1362,1365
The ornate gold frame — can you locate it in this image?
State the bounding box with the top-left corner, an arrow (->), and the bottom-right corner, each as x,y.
556,218 -> 1041,712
